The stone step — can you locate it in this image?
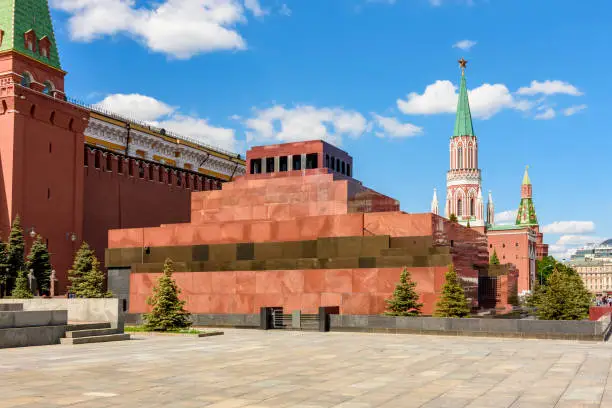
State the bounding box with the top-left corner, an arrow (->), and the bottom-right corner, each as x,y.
60,333 -> 131,345
65,328 -> 119,338
65,322 -> 111,331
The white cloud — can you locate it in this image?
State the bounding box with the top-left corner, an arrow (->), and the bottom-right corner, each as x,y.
365,0 -> 397,4
542,221 -> 596,234
95,94 -> 176,122
51,0 -> 256,59
517,80 -> 583,97
96,93 -> 238,152
279,3 -> 292,16
243,105 -> 369,146
244,0 -> 266,17
494,210 -> 517,225
397,80 -> 529,119
534,107 -> 555,120
555,235 -> 602,246
563,104 -> 587,116
153,115 -> 238,152
548,245 -> 577,260
453,40 -> 477,51
372,114 -> 422,138
548,234 -> 603,260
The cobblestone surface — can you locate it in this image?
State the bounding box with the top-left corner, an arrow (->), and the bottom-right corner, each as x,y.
1,330 -> 612,407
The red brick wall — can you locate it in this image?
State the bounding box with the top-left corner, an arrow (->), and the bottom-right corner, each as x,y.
488,231 -> 531,293
0,87 -> 88,293
83,151 -> 193,274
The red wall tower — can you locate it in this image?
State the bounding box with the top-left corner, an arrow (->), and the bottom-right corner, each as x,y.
0,0 -> 90,292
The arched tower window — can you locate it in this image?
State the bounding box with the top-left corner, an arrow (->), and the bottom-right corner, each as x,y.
457,198 -> 463,217
21,72 -> 32,88
42,81 -> 54,96
470,198 -> 475,216
468,146 -> 472,168
457,147 -> 463,168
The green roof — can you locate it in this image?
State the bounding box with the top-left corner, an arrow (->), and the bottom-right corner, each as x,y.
515,197 -> 538,226
452,71 -> 474,137
0,0 -> 61,70
488,224 -> 526,231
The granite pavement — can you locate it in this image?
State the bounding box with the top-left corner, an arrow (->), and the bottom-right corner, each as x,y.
1,329 -> 612,407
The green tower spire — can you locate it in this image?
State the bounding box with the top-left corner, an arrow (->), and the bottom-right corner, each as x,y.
0,0 -> 62,70
516,166 -> 538,226
452,58 -> 474,137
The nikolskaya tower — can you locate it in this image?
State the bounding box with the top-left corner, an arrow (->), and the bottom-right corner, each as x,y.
431,59 -> 494,228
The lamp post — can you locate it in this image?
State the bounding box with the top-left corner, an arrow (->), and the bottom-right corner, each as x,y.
3,267 -> 8,298
50,269 -> 56,298
28,268 -> 35,296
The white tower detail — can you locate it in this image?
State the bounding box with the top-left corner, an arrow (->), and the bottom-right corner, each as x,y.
431,189 -> 439,215
487,190 -> 495,226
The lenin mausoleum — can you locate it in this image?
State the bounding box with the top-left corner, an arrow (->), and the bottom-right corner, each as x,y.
1,0 -> 547,316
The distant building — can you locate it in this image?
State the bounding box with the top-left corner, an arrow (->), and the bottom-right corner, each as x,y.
430,59 -> 548,294
569,239 -> 612,294
571,239 -> 612,263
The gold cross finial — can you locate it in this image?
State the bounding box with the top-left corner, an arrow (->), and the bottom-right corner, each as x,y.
525,165 -> 529,171
458,58 -> 468,75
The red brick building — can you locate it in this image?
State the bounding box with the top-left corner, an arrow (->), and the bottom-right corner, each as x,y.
0,1 -> 244,294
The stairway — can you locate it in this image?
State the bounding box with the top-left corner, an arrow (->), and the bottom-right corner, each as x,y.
60,323 -> 130,345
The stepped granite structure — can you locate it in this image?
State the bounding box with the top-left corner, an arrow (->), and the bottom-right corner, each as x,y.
106,140 -> 510,317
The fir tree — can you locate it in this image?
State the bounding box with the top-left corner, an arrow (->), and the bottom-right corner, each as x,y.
533,266 -> 592,320
524,282 -> 546,308
449,213 -> 458,223
26,235 -> 52,295
490,250 -> 500,265
68,242 -> 112,298
434,265 -> 471,318
466,219 -> 471,228
144,258 -> 191,331
385,268 -> 423,316
11,270 -> 33,299
7,216 -> 25,284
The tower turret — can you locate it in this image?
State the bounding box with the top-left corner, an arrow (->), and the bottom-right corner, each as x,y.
431,188 -> 439,215
445,58 -> 484,227
515,166 -> 538,226
0,0 -> 66,96
486,190 -> 494,225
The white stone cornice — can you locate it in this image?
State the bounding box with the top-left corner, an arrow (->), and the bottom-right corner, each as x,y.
84,117 -> 245,179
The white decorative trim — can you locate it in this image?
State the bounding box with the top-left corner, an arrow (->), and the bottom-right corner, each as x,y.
84,117 -> 245,178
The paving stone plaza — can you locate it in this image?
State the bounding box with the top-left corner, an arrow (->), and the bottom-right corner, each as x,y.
2,330 -> 612,408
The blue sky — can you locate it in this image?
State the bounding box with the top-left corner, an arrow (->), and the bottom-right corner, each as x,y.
49,0 -> 611,259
